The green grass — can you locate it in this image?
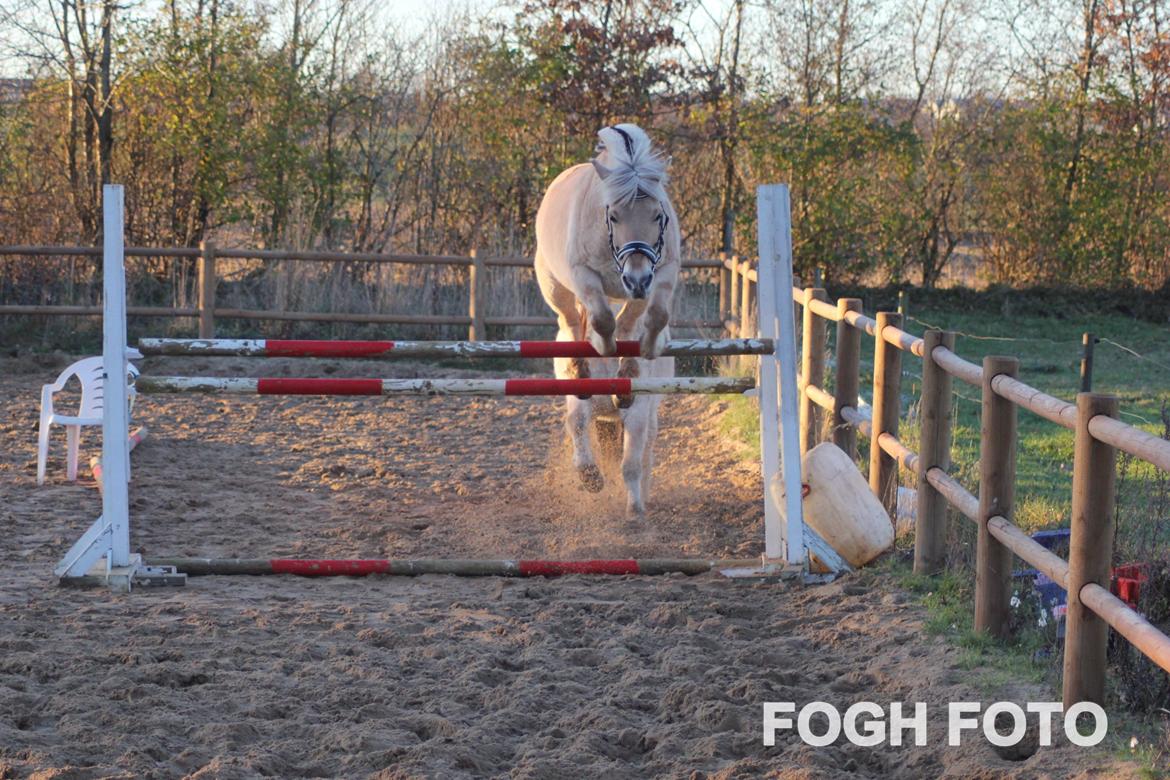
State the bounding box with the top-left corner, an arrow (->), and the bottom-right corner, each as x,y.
876,554 -> 1169,774
898,306 -> 1170,560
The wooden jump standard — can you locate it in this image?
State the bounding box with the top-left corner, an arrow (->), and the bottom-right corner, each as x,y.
138,337 -> 774,359
135,376 -> 755,396
150,557 -> 760,577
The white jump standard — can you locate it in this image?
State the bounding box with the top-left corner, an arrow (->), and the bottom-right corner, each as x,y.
56,182 -> 843,591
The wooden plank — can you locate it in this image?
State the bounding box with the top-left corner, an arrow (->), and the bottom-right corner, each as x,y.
931,346 -> 983,386
1088,414 -> 1170,473
842,310 -> 878,336
991,374 -> 1076,430
987,516 -> 1068,586
805,384 -> 835,412
1080,583 -> 1170,674
0,305 -> 199,317
806,296 -> 839,321
925,466 -> 979,521
877,432 -> 919,472
882,325 -> 925,356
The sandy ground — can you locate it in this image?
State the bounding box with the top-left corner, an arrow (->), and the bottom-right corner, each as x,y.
0,352 -> 1139,779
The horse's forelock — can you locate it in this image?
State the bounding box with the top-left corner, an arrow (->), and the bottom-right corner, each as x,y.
595,124 -> 668,205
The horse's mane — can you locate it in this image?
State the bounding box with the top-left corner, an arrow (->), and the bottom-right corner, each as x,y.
594,124 -> 668,205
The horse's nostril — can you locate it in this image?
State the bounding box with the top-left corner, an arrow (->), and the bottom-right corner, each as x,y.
622,274 -> 635,289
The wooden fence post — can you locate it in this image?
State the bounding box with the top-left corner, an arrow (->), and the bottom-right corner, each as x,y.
975,355 -> 1019,638
718,252 -> 731,323
198,241 -> 216,339
1063,392 -> 1120,706
728,256 -> 741,333
914,330 -> 956,575
740,261 -> 754,339
833,298 -> 863,459
800,287 -> 828,456
869,311 -> 904,517
468,248 -> 484,341
1080,333 -> 1096,393
791,275 -> 801,351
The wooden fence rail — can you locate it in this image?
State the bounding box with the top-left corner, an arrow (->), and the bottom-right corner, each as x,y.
721,255 -> 1170,707
0,245 -> 725,338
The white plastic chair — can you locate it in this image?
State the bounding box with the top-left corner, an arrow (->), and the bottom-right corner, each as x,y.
37,350 -> 141,485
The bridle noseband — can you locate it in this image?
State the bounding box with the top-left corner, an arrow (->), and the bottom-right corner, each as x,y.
606,201 -> 669,276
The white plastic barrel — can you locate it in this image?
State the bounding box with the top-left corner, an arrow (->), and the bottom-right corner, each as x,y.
802,442 -> 894,568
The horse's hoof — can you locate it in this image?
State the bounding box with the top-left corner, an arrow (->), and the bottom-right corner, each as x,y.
626,502 -> 646,519
578,464 -> 604,493
589,330 -> 617,357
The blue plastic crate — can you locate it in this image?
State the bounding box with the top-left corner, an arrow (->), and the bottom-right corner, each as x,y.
1011,529 -> 1070,616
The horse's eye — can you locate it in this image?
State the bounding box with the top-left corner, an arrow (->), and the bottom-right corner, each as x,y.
609,214 -> 619,224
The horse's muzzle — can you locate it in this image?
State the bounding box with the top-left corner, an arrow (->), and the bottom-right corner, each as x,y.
622,272 -> 652,299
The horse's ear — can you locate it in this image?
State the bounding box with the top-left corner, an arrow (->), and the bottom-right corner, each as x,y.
591,158 -> 613,181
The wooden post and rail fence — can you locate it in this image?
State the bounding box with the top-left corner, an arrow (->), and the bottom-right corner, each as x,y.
0,245 -> 725,338
719,254 -> 1170,707
5,244 -> 1170,704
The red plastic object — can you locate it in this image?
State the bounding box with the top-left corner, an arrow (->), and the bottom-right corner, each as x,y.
1111,563 -> 1150,609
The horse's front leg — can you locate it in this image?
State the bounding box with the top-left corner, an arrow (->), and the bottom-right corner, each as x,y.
613,300 -> 647,408
640,277 -> 675,359
570,265 -> 617,356
566,395 -> 603,493
620,404 -> 651,517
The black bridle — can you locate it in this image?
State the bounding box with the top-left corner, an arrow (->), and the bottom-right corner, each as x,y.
600,124 -> 669,276
606,201 -> 669,275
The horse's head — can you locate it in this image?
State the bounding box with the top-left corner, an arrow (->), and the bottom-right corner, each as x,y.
591,124 -> 670,300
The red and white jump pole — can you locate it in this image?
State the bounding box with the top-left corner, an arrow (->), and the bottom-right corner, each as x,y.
137,337 -> 774,359
149,557 -> 761,577
135,375 -> 756,396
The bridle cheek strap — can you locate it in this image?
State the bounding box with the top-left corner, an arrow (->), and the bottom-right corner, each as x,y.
606,206 -> 669,275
